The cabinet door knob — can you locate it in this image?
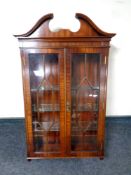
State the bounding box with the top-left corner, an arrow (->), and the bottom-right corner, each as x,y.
66,102 -> 71,112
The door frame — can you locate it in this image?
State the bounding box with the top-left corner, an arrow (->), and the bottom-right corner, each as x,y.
21,48 -> 66,158
65,48 -> 107,157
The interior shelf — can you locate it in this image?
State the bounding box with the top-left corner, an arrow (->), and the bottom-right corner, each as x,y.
72,120 -> 97,133
72,85 -> 99,91
32,104 -> 60,112
33,121 -> 60,132
31,85 -> 59,92
72,104 -> 98,112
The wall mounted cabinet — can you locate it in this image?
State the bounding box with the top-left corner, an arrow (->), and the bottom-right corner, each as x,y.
15,13 -> 115,159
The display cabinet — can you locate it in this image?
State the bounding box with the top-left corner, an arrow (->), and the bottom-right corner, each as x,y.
15,13 -> 115,159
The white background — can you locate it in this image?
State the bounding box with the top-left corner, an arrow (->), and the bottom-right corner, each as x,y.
0,0 -> 131,118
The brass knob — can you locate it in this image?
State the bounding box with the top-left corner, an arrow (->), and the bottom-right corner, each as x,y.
66,102 -> 71,112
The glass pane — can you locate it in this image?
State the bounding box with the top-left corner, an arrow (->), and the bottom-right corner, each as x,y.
29,53 -> 60,153
71,53 -> 100,152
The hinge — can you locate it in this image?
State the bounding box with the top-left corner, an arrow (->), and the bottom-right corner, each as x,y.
104,56 -> 107,65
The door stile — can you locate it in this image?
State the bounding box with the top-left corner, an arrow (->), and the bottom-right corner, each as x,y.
65,49 -> 72,154
59,49 -> 66,156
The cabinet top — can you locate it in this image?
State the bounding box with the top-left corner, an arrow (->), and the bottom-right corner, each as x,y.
14,13 -> 116,39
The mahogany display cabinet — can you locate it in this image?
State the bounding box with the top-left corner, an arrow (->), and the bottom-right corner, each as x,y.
15,13 -> 115,159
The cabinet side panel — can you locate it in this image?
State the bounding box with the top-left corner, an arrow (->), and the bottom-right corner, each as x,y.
97,48 -> 109,157
20,49 -> 34,156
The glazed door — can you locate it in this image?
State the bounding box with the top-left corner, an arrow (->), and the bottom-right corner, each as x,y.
66,48 -> 106,156
23,49 -> 65,157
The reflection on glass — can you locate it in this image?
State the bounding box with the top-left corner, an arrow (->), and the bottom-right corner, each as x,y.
71,53 -> 100,152
33,67 -> 44,77
29,53 -> 60,153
